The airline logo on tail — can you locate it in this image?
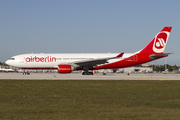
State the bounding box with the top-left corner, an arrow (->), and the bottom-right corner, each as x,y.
153,31 -> 170,53
156,38 -> 165,48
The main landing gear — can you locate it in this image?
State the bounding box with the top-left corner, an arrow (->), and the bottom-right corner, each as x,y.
82,66 -> 94,75
82,71 -> 94,75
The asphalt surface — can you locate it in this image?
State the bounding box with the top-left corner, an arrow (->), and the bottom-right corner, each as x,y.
1,72 -> 180,80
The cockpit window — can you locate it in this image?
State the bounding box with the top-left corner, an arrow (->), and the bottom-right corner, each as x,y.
10,58 -> 15,60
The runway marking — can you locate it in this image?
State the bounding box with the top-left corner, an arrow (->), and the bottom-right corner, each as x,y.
159,77 -> 168,79
131,77 -> 168,80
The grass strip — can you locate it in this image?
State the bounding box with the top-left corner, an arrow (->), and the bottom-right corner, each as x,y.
0,80 -> 180,120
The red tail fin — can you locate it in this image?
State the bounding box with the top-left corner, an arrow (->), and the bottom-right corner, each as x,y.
139,27 -> 172,54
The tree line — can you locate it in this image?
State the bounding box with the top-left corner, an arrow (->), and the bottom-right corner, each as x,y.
150,64 -> 179,72
0,62 -> 6,65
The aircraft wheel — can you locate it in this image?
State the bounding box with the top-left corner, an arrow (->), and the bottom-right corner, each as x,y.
82,72 -> 93,75
82,72 -> 87,75
89,72 -> 94,75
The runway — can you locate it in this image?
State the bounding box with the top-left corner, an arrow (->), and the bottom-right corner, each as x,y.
1,73 -> 180,80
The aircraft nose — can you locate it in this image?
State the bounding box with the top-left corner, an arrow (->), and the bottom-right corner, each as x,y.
5,60 -> 10,65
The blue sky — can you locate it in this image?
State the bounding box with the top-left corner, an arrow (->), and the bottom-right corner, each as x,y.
1,0 -> 180,65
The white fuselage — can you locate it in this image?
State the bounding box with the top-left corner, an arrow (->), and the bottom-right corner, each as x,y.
6,53 -> 134,69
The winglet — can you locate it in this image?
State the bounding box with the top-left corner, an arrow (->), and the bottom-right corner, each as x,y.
116,52 -> 124,57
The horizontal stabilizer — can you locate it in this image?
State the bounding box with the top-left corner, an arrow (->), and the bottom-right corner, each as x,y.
150,53 -> 172,59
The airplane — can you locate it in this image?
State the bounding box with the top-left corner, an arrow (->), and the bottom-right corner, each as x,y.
0,68 -> 15,72
5,27 -> 172,75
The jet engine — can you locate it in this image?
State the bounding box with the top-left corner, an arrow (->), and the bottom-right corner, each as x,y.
58,64 -> 75,73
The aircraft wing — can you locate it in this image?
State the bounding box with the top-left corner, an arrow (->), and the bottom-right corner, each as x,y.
72,52 -> 124,67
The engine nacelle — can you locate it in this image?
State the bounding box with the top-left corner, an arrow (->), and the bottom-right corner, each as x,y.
58,64 -> 75,74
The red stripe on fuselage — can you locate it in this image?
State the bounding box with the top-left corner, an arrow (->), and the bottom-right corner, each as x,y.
93,53 -> 163,70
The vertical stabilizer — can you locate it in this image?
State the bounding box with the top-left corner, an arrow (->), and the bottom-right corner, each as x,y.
139,27 -> 172,54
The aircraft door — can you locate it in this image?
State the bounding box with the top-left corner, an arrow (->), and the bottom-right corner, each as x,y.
20,56 -> 24,63
133,55 -> 138,61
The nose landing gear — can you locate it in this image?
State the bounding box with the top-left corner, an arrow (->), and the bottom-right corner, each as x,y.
22,69 -> 30,75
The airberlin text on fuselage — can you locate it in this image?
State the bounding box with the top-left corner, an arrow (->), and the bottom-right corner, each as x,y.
25,56 -> 56,62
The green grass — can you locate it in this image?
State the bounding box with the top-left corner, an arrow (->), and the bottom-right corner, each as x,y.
0,80 -> 180,120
